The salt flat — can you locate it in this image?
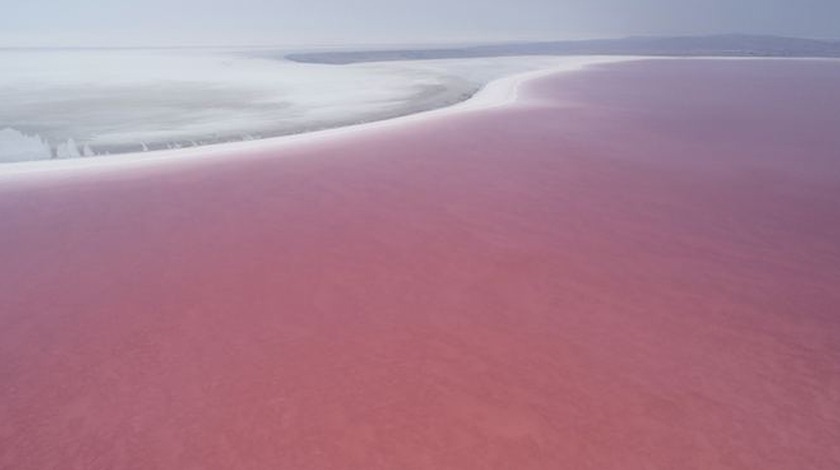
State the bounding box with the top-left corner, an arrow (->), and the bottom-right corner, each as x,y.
0,49 -> 608,162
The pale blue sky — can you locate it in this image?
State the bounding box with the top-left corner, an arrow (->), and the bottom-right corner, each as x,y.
2,0 -> 839,46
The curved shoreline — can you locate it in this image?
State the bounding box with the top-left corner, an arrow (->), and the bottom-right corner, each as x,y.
0,56 -> 637,181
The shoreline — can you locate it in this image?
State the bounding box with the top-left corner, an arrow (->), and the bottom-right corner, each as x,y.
0,56 -> 637,180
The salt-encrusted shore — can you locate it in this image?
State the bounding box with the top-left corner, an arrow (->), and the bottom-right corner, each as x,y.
0,54 -> 631,164
0,56 -> 633,180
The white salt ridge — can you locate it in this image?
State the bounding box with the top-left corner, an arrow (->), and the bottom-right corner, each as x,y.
0,128 -> 103,162
0,128 -> 52,163
56,139 -> 83,159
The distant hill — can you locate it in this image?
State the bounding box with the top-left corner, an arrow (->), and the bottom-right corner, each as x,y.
286,35 -> 840,64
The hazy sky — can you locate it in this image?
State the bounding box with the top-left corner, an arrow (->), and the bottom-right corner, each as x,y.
2,0 -> 839,47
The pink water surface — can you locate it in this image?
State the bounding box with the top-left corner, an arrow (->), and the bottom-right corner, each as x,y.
1,59 -> 839,469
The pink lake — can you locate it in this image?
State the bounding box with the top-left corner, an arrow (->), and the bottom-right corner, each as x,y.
1,59 -> 839,469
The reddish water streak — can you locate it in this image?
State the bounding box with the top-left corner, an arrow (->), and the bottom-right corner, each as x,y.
2,60 -> 840,469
